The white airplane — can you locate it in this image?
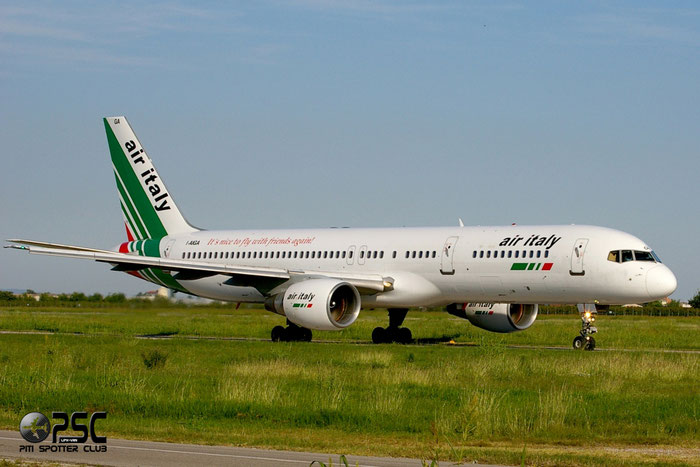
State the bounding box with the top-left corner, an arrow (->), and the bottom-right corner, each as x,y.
7,117 -> 677,349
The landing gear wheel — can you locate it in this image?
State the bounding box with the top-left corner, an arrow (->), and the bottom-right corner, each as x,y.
300,327 -> 312,342
397,327 -> 412,344
372,309 -> 413,344
573,304 -> 599,351
271,326 -> 285,342
372,327 -> 388,344
584,336 -> 596,351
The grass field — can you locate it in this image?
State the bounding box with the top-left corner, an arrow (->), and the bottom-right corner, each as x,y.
0,305 -> 698,466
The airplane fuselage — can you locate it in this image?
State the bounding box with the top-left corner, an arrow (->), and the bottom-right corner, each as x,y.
141,224 -> 675,307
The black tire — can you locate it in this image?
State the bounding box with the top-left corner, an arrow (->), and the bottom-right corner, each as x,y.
271,326 -> 285,342
301,328 -> 312,342
285,326 -> 301,342
398,327 -> 412,344
372,327 -> 387,344
584,337 -> 596,351
572,335 -> 584,350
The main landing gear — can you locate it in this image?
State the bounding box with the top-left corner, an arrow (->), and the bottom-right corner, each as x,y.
271,321 -> 312,342
372,308 -> 413,344
573,304 -> 597,351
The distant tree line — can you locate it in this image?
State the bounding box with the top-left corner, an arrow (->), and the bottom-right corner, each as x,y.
539,302 -> 699,317
1,290 -> 124,301
0,290 -> 234,309
690,290 -> 700,309
0,290 -> 128,305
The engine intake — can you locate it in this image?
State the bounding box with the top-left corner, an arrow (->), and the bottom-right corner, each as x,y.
447,303 -> 538,333
265,279 -> 361,331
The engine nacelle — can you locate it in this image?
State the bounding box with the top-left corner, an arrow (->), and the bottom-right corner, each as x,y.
264,279 -> 361,331
447,303 -> 538,333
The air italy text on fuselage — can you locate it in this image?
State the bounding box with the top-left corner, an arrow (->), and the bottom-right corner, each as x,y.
499,235 -> 561,249
124,140 -> 171,212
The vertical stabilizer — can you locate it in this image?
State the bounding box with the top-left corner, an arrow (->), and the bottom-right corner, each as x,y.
104,116 -> 197,240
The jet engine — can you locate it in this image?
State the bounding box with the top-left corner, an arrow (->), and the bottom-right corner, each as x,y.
446,303 -> 538,333
264,279 -> 361,331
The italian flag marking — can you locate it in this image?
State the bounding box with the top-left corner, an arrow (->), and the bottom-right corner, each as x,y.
511,263 -> 553,271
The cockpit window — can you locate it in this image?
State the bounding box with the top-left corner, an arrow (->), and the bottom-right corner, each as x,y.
621,250 -> 634,262
634,251 -> 655,262
608,249 -> 659,263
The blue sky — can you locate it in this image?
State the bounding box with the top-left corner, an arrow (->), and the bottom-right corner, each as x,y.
1,1 -> 698,300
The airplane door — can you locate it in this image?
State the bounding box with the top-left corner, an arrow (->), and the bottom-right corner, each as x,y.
163,239 -> 176,257
347,246 -> 356,265
358,245 -> 367,265
440,236 -> 459,275
570,238 -> 589,276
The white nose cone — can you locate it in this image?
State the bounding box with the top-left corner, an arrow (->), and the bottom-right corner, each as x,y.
646,266 -> 677,300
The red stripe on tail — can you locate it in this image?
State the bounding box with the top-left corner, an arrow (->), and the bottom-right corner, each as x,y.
125,223 -> 135,242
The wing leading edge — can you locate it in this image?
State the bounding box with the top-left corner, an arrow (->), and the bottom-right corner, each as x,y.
5,239 -> 388,294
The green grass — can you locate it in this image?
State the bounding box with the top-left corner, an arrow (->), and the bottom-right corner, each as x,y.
0,306 -> 698,466
1,305 -> 698,350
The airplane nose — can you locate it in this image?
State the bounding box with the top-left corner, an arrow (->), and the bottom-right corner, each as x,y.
646,265 -> 677,300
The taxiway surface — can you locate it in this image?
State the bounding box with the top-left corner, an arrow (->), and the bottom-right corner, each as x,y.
0,430 -> 505,466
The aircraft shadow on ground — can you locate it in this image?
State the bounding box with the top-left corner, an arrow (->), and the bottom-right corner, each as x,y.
140,331 -> 179,338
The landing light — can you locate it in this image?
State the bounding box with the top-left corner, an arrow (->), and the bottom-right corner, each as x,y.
382,277 -> 395,290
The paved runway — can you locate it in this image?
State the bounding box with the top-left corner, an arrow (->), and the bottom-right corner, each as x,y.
0,430 -> 505,466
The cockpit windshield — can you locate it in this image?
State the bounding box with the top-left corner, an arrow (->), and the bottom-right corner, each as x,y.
607,250 -> 660,263
634,251 -> 655,262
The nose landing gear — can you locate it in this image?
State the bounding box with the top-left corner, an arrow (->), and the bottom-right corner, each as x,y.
573,334 -> 595,350
573,304 -> 597,351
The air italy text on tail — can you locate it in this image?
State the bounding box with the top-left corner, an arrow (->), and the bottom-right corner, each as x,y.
104,116 -> 198,241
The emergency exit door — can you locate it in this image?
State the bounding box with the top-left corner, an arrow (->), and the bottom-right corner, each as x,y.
440,236 -> 459,275
570,238 -> 589,276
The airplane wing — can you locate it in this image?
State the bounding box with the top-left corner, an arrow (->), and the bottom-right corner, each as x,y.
5,239 -> 388,294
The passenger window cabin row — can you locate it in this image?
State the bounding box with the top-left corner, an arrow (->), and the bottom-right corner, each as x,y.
180,248 -> 553,262
180,249 -> 439,261
182,250 -> 350,260
473,250 -> 550,259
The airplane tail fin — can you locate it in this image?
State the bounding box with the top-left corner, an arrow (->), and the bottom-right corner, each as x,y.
104,116 -> 198,241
